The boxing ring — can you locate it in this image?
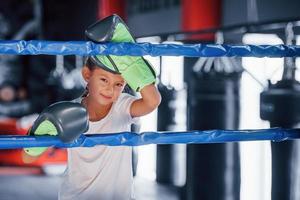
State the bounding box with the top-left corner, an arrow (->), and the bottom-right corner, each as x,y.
0,40 -> 299,148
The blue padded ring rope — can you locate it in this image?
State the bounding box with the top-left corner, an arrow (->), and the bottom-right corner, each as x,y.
0,128 -> 299,149
0,40 -> 299,57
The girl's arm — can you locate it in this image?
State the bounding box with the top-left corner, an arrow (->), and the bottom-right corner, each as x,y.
130,84 -> 161,117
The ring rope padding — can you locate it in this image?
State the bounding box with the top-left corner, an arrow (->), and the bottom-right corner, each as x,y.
0,40 -> 299,57
0,128 -> 299,149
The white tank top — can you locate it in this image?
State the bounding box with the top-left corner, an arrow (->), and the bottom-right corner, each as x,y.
59,93 -> 139,200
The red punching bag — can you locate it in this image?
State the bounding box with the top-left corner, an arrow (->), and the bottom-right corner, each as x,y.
98,0 -> 126,20
181,0 -> 221,41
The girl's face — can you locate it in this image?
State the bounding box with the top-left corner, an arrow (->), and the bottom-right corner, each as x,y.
82,66 -> 126,106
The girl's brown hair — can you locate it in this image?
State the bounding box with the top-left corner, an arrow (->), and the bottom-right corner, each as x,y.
85,57 -> 97,70
81,57 -> 95,97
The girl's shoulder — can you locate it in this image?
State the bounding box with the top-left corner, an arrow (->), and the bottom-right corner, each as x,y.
114,93 -> 138,111
118,93 -> 135,101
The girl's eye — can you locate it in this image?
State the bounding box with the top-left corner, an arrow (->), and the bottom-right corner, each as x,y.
100,78 -> 107,83
116,83 -> 124,87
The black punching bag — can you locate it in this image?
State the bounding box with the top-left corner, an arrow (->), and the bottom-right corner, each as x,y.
156,83 -> 177,184
260,79 -> 300,200
186,71 -> 241,200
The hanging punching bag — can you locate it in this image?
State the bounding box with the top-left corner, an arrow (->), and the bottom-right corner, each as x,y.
186,69 -> 241,200
156,83 -> 178,184
181,0 -> 221,41
98,0 -> 126,20
260,79 -> 300,200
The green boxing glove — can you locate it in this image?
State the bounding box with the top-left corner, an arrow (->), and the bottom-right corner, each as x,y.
85,14 -> 156,92
24,101 -> 89,156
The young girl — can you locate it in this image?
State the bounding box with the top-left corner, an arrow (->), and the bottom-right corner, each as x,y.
58,57 -> 161,200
